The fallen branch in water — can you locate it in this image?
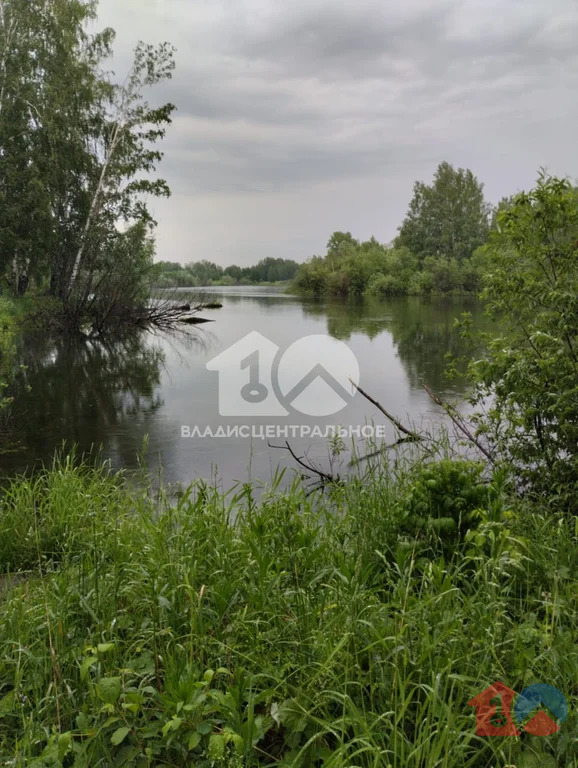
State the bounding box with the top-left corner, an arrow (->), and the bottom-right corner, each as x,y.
139,290 -> 213,331
349,435 -> 427,467
272,381 -> 494,493
349,379 -> 424,441
423,384 -> 495,464
268,441 -> 341,494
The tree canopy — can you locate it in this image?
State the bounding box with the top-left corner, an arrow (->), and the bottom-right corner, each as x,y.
0,0 -> 175,329
396,162 -> 491,265
292,163 -> 495,298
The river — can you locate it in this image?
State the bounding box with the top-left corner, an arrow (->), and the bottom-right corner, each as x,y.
1,287 -> 490,488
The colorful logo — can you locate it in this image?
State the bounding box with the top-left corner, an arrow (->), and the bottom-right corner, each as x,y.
468,681 -> 568,737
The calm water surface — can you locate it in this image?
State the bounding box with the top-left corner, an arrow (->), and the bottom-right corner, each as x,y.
1,288 -> 489,487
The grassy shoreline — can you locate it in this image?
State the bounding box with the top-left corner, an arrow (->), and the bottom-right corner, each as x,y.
0,298 -> 20,409
0,296 -> 59,412
0,454 -> 575,767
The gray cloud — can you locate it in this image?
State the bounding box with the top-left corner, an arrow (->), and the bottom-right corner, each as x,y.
96,0 -> 578,264
230,1 -> 458,79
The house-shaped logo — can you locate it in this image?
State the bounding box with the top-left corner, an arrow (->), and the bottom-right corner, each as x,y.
206,331 -> 288,417
468,681 -> 521,736
206,332 -> 360,418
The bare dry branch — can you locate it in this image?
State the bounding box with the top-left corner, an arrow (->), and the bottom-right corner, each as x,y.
349,435 -> 429,467
423,384 -> 495,463
268,441 -> 341,494
350,379 -> 423,441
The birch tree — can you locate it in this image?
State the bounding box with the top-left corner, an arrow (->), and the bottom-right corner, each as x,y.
0,0 -> 101,294
1,0 -> 176,327
397,162 -> 491,265
66,41 -> 175,305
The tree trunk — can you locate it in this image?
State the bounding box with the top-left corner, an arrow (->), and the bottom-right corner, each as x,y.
66,122 -> 122,301
16,272 -> 29,296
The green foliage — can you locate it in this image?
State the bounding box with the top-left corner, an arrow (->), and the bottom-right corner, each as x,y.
0,0 -> 93,296
469,174 -> 578,512
85,222 -> 157,333
154,258 -> 301,288
293,163 -> 494,298
0,0 -> 175,328
292,256 -> 329,296
366,273 -> 405,296
397,161 -> 491,265
399,459 -> 493,553
293,234 -> 484,297
0,455 -> 575,766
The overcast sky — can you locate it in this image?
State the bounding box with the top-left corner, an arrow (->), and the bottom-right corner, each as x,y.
96,0 -> 578,266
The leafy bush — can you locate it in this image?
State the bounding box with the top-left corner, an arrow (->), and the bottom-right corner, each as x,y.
399,459 -> 491,550
366,273 -> 407,296
293,234 -> 485,297
470,175 -> 578,512
0,457 -> 575,766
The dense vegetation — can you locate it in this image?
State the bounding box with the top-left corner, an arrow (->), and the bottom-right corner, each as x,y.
0,297 -> 17,410
467,175 -> 578,513
293,163 -> 493,297
0,175 -> 576,766
154,258 -> 300,288
0,452 -> 575,768
0,0 -> 175,330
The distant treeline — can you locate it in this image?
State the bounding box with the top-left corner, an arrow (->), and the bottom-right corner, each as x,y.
154,257 -> 300,288
294,162 -> 508,297
157,162 -> 512,296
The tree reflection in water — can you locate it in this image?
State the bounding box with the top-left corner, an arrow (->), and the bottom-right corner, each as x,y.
1,331 -> 170,474
301,296 -> 493,395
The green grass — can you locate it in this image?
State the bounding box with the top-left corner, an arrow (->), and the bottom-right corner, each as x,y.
0,454 -> 576,767
0,296 -> 19,345
0,297 -> 19,410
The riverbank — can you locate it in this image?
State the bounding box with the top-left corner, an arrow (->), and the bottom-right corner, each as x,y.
0,295 -> 28,337
0,297 -> 22,406
0,453 -> 575,767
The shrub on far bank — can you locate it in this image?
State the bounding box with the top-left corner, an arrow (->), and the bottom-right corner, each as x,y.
293,239 -> 484,297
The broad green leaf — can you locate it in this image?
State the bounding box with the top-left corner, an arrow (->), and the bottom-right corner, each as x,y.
110,726 -> 130,746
